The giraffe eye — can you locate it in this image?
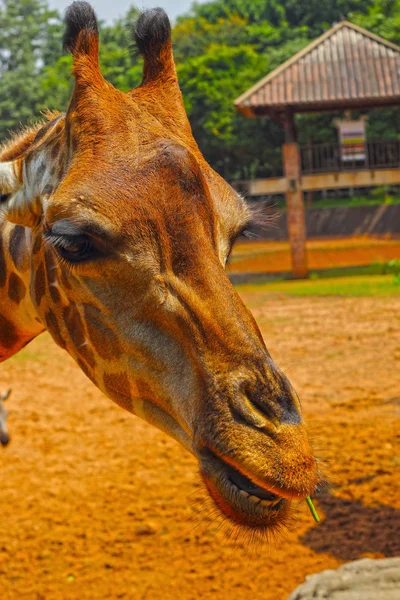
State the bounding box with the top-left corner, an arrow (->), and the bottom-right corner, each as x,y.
60,238 -> 91,259
45,233 -> 95,263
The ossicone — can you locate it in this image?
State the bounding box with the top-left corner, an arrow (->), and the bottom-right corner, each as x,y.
133,8 -> 174,83
63,0 -> 99,56
134,8 -> 171,59
62,1 -> 107,94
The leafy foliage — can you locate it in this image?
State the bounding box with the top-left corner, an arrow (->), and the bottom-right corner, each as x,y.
0,0 -> 62,137
1,0 -> 400,179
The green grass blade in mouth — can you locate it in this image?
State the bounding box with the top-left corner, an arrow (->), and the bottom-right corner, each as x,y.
306,496 -> 320,523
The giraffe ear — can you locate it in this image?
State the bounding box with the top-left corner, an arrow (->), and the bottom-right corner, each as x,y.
0,160 -> 42,228
0,161 -> 19,195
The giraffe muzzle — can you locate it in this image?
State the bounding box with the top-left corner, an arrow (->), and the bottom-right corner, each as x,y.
193,409 -> 320,530
198,448 -> 291,530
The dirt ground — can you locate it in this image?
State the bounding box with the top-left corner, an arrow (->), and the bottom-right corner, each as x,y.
1,266 -> 400,599
228,237 -> 400,273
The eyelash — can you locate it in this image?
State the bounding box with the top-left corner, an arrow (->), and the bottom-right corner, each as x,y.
239,227 -> 253,240
44,233 -> 96,264
225,226 -> 251,265
43,220 -> 254,270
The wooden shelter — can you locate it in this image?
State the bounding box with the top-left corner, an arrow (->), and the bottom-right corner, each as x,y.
235,21 -> 400,277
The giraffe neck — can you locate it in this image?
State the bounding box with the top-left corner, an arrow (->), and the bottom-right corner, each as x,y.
0,219 -> 44,361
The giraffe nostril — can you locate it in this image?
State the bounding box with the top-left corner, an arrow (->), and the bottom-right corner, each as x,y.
243,376 -> 302,426
245,388 -> 281,427
229,385 -> 279,430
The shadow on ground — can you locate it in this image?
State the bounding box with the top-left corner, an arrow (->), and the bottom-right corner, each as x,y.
301,495 -> 400,561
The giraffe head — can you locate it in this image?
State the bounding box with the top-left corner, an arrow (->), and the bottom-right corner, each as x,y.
0,2 -> 319,532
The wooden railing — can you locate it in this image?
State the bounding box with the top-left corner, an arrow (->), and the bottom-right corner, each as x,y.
300,140 -> 400,175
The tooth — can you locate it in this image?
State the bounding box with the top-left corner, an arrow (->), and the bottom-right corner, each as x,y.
249,495 -> 261,504
239,489 -> 249,498
261,499 -> 274,506
261,498 -> 281,508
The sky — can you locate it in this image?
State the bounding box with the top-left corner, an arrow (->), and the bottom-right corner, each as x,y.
48,0 -> 208,22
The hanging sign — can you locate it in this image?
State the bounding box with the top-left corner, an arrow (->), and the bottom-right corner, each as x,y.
336,120 -> 366,162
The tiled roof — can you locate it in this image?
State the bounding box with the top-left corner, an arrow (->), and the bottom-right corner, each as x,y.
235,22 -> 400,115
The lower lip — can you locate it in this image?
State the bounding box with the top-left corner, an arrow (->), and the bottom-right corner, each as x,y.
225,476 -> 284,510
201,450 -> 308,502
202,472 -> 287,522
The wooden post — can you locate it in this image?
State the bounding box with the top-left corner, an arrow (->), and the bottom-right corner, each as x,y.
282,110 -> 308,278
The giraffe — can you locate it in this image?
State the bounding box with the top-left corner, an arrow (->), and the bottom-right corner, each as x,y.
0,389 -> 11,446
0,1 -> 319,532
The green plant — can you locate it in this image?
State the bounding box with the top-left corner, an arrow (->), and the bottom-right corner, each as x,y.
306,496 -> 320,523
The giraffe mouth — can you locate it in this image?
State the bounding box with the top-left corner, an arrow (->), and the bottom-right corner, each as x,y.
198,449 -> 291,529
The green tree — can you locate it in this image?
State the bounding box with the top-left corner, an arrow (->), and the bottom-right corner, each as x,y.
2,0 -> 400,180
175,0 -> 400,177
184,0 -> 373,34
0,0 -> 62,139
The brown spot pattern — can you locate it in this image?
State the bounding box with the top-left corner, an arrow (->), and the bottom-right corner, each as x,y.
0,315 -> 18,349
63,305 -> 96,368
49,284 -> 62,304
83,303 -> 121,360
44,247 -> 57,275
44,248 -> 61,304
44,309 -> 66,349
8,272 -> 26,304
32,235 -> 42,256
44,248 -> 62,304
59,269 -> 72,290
33,263 -> 46,307
51,141 -> 60,160
103,371 -> 131,399
9,226 -> 27,271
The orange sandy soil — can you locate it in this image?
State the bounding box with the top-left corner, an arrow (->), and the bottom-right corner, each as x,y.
1,294 -> 400,600
228,237 -> 400,273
